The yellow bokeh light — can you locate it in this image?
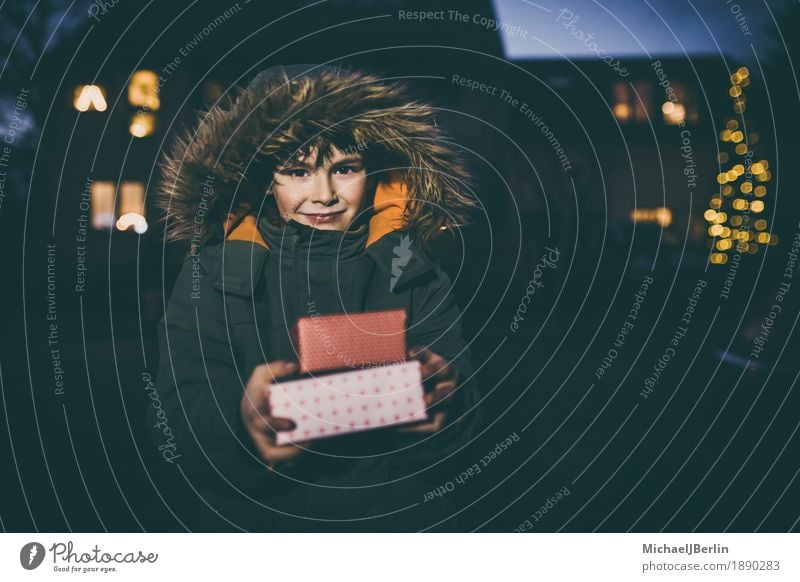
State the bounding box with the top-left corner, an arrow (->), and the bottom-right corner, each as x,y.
737,242 -> 749,252
754,219 -> 767,230
729,85 -> 742,98
721,227 -> 731,238
722,185 -> 734,196
128,70 -> 160,110
709,224 -> 724,236
740,181 -> 753,194
731,131 -> 744,143
730,216 -> 743,226
733,102 -> 746,114
704,209 -> 717,222
732,164 -> 745,175
750,200 -> 765,213
735,143 -> 748,155
720,129 -> 732,141
725,119 -> 739,130
756,232 -> 771,243
737,66 -> 750,79
750,162 -> 764,174
710,253 -> 729,265
129,112 -> 155,138
613,102 -> 631,121
718,152 -> 730,163
710,196 -> 723,209
717,239 -> 733,251
732,199 -> 748,210
713,212 -> 728,224
73,85 -> 107,112
754,186 -> 766,197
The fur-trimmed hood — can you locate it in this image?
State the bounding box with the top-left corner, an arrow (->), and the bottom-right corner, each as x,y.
157,64 -> 475,248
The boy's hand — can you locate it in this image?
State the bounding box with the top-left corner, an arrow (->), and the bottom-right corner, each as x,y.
398,347 -> 461,434
240,361 -> 308,469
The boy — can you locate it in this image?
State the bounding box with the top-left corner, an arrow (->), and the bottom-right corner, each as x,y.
152,64 -> 482,531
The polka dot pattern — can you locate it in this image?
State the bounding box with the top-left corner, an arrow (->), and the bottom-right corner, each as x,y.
270,361 -> 426,445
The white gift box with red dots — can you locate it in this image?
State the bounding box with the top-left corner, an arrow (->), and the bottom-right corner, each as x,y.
269,360 -> 427,444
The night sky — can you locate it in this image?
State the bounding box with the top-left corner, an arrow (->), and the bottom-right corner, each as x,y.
494,0 -> 780,63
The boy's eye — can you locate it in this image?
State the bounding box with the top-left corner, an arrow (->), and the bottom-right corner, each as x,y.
334,165 -> 360,175
280,168 -> 309,178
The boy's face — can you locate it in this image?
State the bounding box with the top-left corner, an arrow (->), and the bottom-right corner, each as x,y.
272,145 -> 369,231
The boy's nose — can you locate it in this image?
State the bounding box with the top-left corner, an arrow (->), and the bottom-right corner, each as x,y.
310,174 -> 338,206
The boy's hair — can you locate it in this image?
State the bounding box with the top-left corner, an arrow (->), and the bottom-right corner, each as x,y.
158,64 -> 477,248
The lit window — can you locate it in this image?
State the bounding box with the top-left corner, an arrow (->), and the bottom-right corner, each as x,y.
119,181 -> 145,216
612,82 -> 631,122
128,70 -> 160,110
611,82 -> 652,123
117,181 -> 148,233
630,207 -> 672,228
74,85 -> 107,112
129,112 -> 155,137
660,82 -> 698,125
632,81 -> 652,123
661,101 -> 685,125
91,181 -> 115,229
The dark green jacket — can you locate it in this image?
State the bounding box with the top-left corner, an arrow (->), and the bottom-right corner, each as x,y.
149,216 -> 482,531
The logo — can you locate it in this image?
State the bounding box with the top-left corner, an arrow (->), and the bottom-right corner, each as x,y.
20,542 -> 45,570
390,235 -> 413,291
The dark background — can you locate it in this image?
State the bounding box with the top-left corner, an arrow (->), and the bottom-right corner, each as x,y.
1,0 -> 799,532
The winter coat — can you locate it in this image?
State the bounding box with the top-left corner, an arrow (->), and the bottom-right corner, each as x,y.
149,65 -> 482,531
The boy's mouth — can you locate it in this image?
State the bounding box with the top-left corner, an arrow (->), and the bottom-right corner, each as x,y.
300,210 -> 346,223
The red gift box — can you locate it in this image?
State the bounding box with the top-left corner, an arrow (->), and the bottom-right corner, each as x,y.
269,360 -> 427,444
294,309 -> 407,374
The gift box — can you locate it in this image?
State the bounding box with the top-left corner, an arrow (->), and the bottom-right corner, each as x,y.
294,309 -> 407,374
269,360 -> 427,444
